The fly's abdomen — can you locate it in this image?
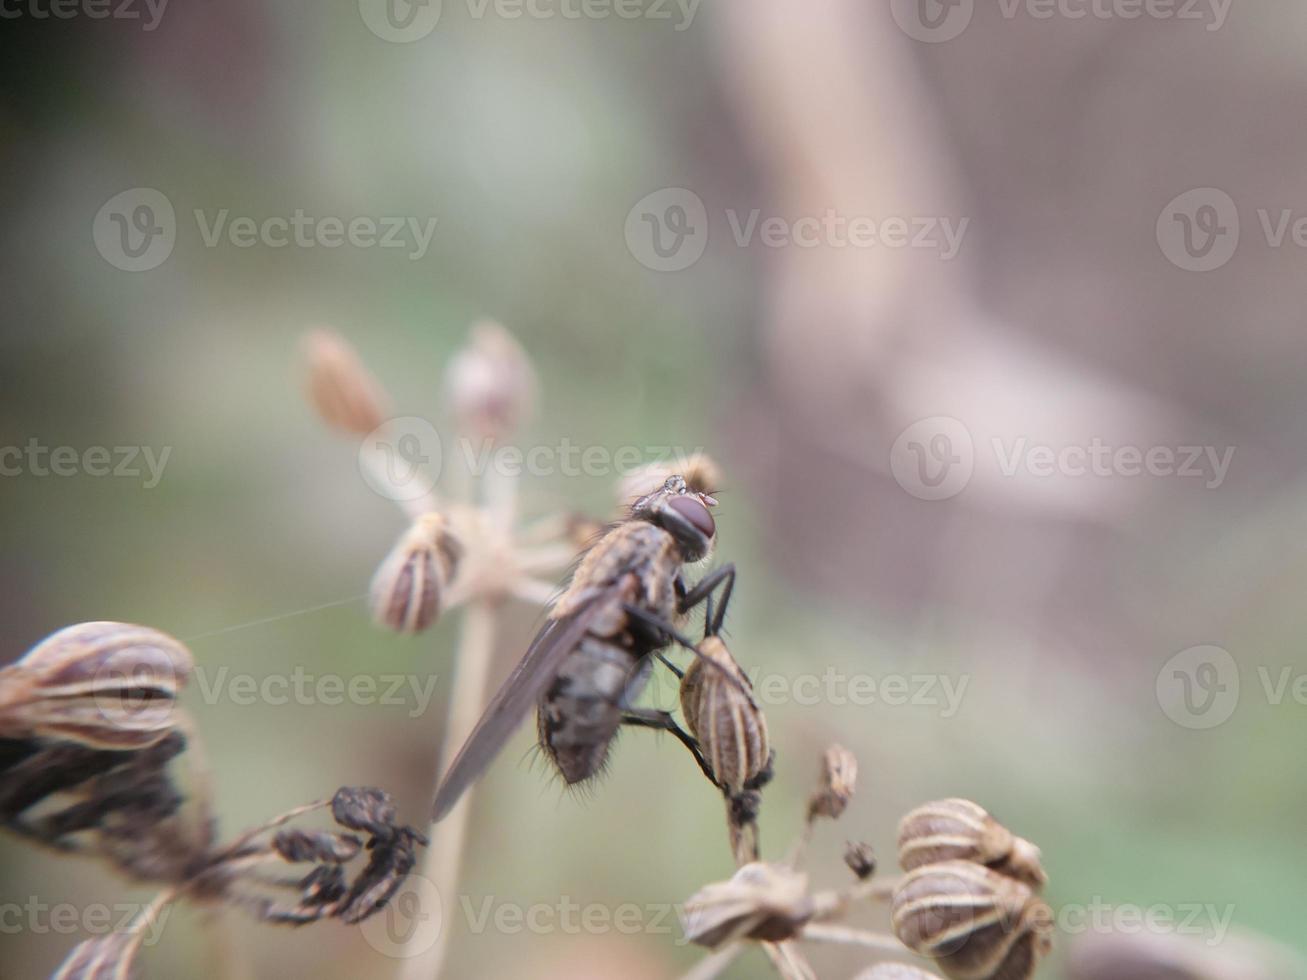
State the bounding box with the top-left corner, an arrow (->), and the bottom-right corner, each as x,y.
537,635 -> 646,785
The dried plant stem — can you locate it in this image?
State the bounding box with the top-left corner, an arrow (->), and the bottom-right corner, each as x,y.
762,940 -> 816,980
679,944 -> 744,980
398,599 -> 499,980
798,923 -> 909,954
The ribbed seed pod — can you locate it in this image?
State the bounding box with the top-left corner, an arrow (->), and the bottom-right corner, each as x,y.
369,513 -> 462,634
680,861 -> 813,948
891,861 -> 1054,980
898,799 -> 1047,890
0,621 -> 194,749
679,636 -> 769,795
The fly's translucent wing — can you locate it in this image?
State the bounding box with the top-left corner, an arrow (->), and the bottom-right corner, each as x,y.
430,591 -> 614,821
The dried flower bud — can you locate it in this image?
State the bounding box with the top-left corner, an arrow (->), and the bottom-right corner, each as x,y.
892,861 -> 1053,980
444,320 -> 537,440
369,513 -> 461,634
302,329 -> 392,436
898,799 -> 1047,890
0,622 -> 193,750
273,828 -> 362,864
681,861 -> 814,949
617,452 -> 722,508
844,841 -> 877,879
808,743 -> 858,820
679,637 -> 770,796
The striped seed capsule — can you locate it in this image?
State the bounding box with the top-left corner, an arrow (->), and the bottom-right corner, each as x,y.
369,513 -> 462,634
0,621 -> 193,750
898,799 -> 1047,890
891,861 -> 1054,980
679,635 -> 770,796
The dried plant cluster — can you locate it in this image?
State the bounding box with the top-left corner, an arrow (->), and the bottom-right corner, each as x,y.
3,322 -> 1061,980
0,622 -> 426,979
300,324 -> 1063,979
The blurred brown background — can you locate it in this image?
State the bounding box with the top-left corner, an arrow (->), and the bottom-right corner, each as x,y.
2,1 -> 1306,977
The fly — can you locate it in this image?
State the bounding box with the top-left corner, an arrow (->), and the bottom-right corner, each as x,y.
431,475 -> 738,821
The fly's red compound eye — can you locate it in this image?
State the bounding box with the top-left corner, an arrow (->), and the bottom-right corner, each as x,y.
668,495 -> 715,539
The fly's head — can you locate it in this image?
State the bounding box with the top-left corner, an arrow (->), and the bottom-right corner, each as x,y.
632,475 -> 718,562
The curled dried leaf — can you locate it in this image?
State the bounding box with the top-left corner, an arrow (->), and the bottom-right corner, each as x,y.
272,828 -> 362,864
330,786 -> 401,838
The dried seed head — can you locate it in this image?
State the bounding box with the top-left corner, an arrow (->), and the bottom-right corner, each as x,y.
891,861 -> 1054,980
808,743 -> 858,820
681,861 -> 814,949
898,799 -> 1047,890
302,329 -> 392,436
844,841 -> 877,880
617,452 -> 722,508
0,622 -> 193,750
273,828 -> 362,864
369,513 -> 462,634
679,636 -> 770,795
444,320 -> 537,441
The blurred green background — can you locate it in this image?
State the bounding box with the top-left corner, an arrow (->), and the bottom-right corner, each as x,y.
3,2 -> 1307,978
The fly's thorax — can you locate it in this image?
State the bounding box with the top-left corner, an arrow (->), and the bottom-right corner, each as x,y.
551,521 -> 679,624
679,636 -> 769,795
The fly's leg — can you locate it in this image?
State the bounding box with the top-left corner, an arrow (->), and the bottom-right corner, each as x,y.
620,602 -> 754,702
654,651 -> 684,680
677,563 -> 734,636
619,708 -> 716,786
